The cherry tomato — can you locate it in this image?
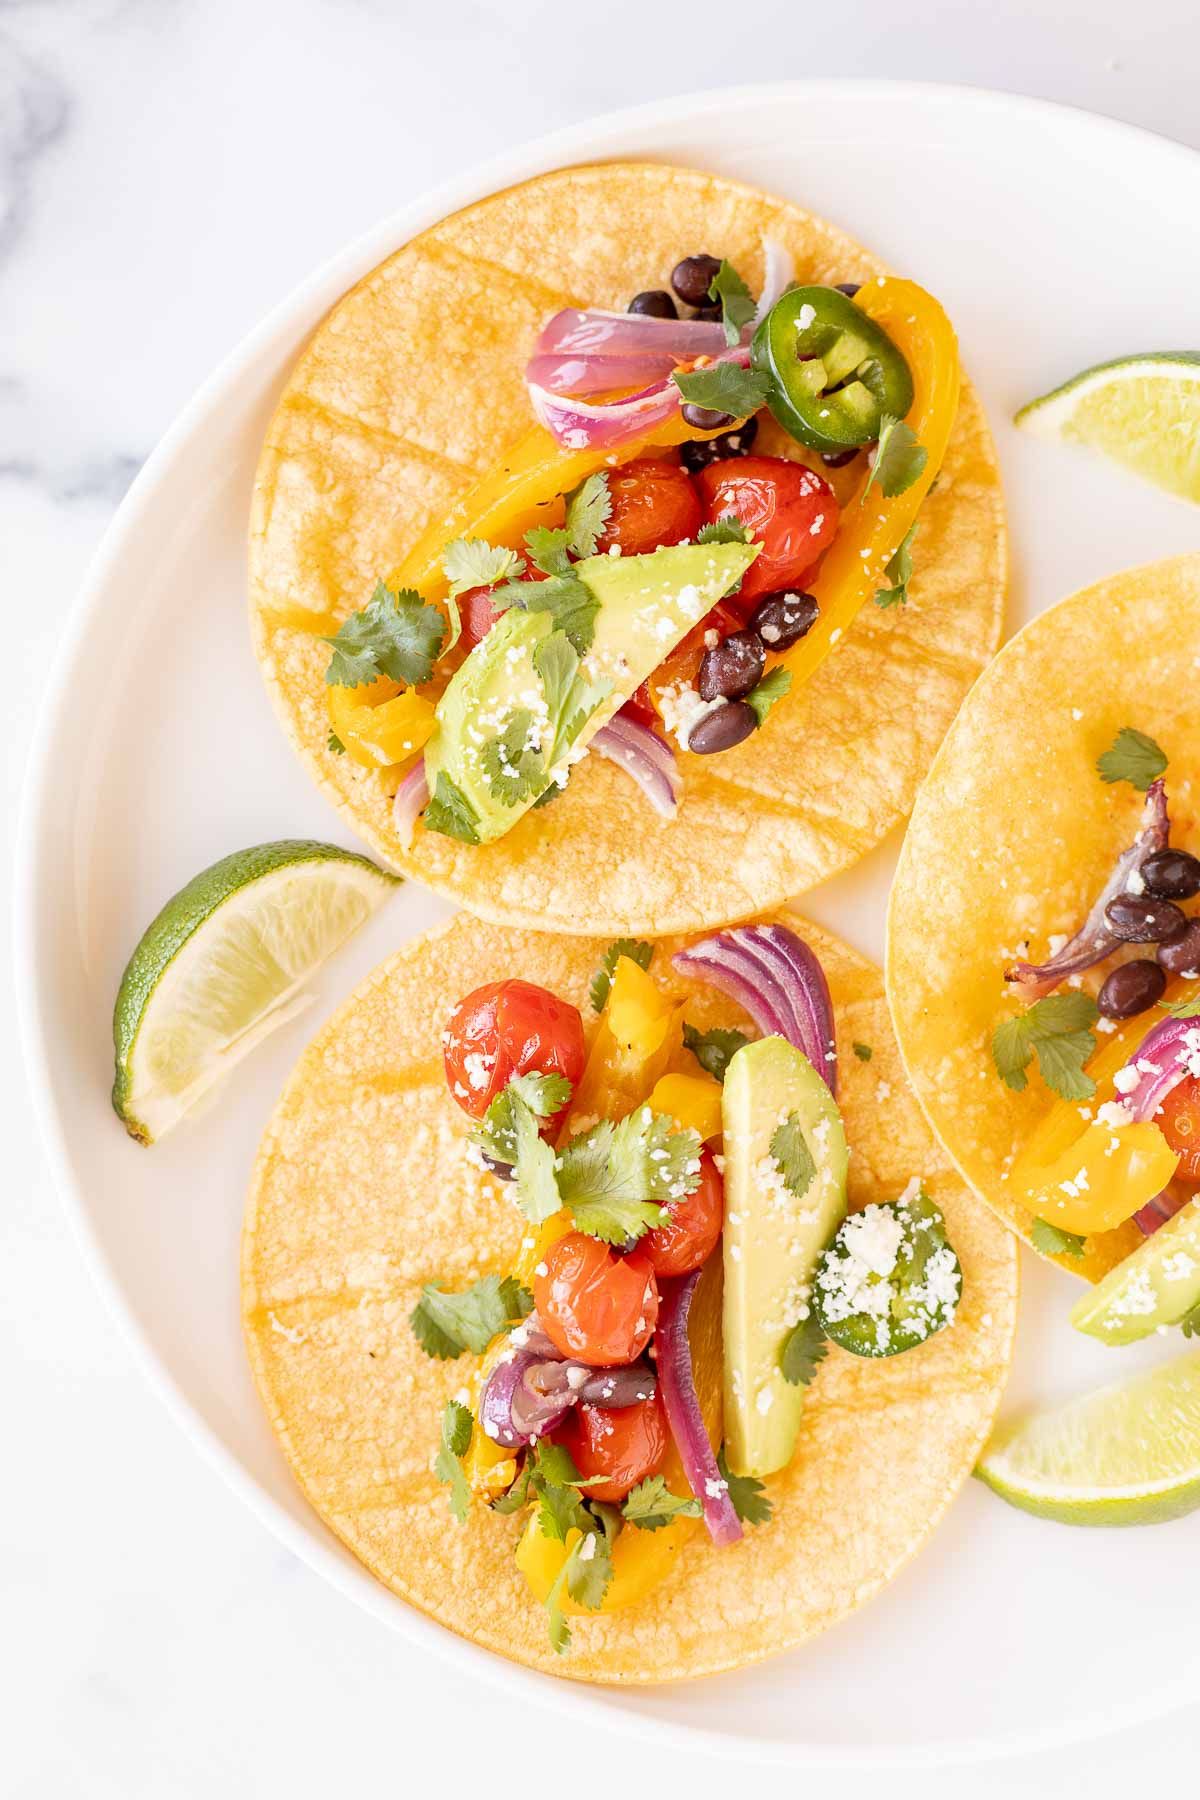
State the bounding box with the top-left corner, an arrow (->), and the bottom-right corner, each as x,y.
695,455 -> 839,603
443,980 -> 585,1120
649,599 -> 746,703
1156,1075 -> 1200,1181
557,1392 -> 668,1502
641,1148 -> 724,1277
534,1234 -> 658,1366
619,680 -> 658,727
457,558 -> 546,653
595,459 -> 702,557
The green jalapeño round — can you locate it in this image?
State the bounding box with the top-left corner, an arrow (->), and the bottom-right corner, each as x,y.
751,286 -> 914,454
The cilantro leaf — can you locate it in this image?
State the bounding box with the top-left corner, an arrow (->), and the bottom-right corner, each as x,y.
327,731 -> 346,755
524,525 -> 573,577
434,1400 -> 473,1523
506,1095 -> 564,1225
493,570 -> 600,655
779,1312 -> 828,1387
422,772 -> 481,845
874,523 -> 918,609
558,1108 -> 702,1245
409,1273 -> 533,1359
533,629 -> 611,772
589,938 -> 654,1012
673,362 -> 770,418
992,992 -> 1100,1101
564,1506 -> 619,1609
696,515 -> 752,546
324,582 -> 446,687
443,537 -> 523,596
682,1021 -> 750,1082
1180,1300 -> 1200,1338
1030,1217 -> 1087,1259
621,1475 -> 701,1530
479,709 -> 546,806
717,1446 -> 773,1526
708,259 -> 756,346
853,1041 -> 873,1062
770,1113 -> 816,1199
744,666 -> 791,726
1097,727 -> 1168,792
470,1073 -> 572,1168
864,414 -> 928,499
1159,994 -> 1200,1019
563,472 -> 612,559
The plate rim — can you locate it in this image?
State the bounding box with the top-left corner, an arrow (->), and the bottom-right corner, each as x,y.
15,77 -> 1200,1766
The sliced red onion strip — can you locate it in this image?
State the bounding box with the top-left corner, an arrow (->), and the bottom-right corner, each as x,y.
535,308 -> 729,361
751,236 -> 794,328
655,1269 -> 742,1547
479,1324 -> 659,1448
673,925 -> 838,1096
1006,781 -> 1170,997
592,716 -> 680,818
392,759 -> 430,847
526,350 -> 681,397
1134,1181 -> 1193,1236
528,344 -> 753,452
1112,1012 -> 1200,1127
478,1348 -> 555,1449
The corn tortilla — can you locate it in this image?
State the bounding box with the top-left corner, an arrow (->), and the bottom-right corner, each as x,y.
249,162 -> 1007,935
886,554 -> 1200,1281
243,909 -> 1017,1682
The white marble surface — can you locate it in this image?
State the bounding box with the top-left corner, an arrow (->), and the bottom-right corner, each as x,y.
6,3 -> 1200,1794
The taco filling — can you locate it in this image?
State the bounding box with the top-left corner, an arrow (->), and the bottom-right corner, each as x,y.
321,251 -> 958,850
420,925 -> 962,1652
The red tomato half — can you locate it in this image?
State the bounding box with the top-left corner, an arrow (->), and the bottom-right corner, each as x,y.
557,1392 -> 668,1502
595,459 -> 702,557
457,557 -> 546,653
534,1235 -> 659,1366
443,980 -> 585,1120
696,455 -> 839,603
641,1148 -> 724,1278
1156,1075 -> 1200,1182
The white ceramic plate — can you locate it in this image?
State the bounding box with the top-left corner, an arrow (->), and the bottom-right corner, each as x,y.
17,82 -> 1200,1766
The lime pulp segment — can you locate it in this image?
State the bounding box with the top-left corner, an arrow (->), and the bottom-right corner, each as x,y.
1015,352 -> 1200,504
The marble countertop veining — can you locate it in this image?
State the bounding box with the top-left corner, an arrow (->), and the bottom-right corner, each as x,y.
5,4 -> 1200,1795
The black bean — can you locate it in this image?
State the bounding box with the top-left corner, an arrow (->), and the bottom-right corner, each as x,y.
748,590 -> 819,651
1142,849 -> 1200,901
679,417 -> 758,473
821,447 -> 861,469
687,700 -> 758,754
1104,893 -> 1189,944
671,254 -> 722,307
834,281 -> 863,298
681,403 -> 734,431
628,289 -> 678,319
1097,958 -> 1166,1020
1159,919 -> 1200,976
698,630 -> 765,702
693,303 -> 723,322
481,1153 -> 514,1182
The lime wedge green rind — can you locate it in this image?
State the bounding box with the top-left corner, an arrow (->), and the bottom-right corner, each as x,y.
1015,352 -> 1200,504
113,839 -> 398,1144
977,1350 -> 1200,1527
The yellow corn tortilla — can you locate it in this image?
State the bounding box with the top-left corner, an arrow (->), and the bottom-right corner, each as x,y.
243,908 -> 1017,1682
249,161 -> 1007,935
886,554 -> 1200,1282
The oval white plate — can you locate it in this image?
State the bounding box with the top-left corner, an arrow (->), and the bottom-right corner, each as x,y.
17,82 -> 1200,1766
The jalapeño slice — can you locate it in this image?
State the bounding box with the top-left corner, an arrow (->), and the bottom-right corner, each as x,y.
812,1186 -> 961,1357
751,285 -> 914,454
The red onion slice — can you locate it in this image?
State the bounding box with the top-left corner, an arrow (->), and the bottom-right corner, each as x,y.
1006,781 -> 1170,997
1111,1012 -> 1200,1126
479,1332 -> 658,1448
655,1269 -> 742,1547
673,925 -> 838,1096
528,345 -> 754,452
535,308 -> 729,361
592,716 -> 680,818
1134,1181 -> 1194,1236
479,1349 -> 557,1449
392,759 -> 430,847
526,351 -> 681,397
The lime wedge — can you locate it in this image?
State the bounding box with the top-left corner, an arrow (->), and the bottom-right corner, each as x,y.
1015,352 -> 1200,503
113,840 -> 397,1143
977,1352 -> 1200,1525
1071,1199 -> 1200,1345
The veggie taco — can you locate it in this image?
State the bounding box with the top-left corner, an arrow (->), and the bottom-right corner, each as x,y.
243,910 -> 1016,1680
887,555 -> 1200,1332
250,162 -> 1006,935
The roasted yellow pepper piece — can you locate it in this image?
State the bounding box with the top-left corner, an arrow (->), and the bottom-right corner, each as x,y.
645,1071 -> 723,1143
1013,1120 -> 1179,1235
566,957 -> 682,1135
326,677 -> 436,770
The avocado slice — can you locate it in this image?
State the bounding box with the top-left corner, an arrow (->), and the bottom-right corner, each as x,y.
721,1036 -> 848,1477
424,539 -> 757,844
1071,1198 -> 1200,1345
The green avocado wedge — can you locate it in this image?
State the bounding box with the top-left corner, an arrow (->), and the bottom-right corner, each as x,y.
1070,1198 -> 1200,1345
721,1036 -> 848,1477
424,539 -> 758,844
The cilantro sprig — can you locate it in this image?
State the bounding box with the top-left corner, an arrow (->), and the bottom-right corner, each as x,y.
696,515 -> 752,546
434,1399 -> 473,1523
682,1021 -> 750,1083
992,992 -> 1100,1102
1096,727 -> 1168,792
874,523 -> 917,609
410,1274 -> 533,1360
563,472 -> 612,559
1159,994 -> 1200,1019
324,581 -> 446,687
708,259 -> 756,346
423,771 -> 481,844
557,1108 -> 703,1246
770,1113 -> 815,1200
621,1475 -> 702,1530
472,1083 -> 563,1225
780,1312 -> 828,1387
1030,1218 -> 1087,1259
470,1071 -> 572,1168
589,938 -> 654,1012
745,666 -> 791,726
673,362 -> 770,419
717,1446 -> 772,1526
864,414 -> 928,499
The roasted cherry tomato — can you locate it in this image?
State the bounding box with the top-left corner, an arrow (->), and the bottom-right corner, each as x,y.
619,680 -> 658,727
557,1392 -> 668,1502
457,557 -> 545,653
534,1234 -> 658,1366
649,599 -> 745,702
595,458 -> 702,557
641,1148 -> 724,1277
696,455 -> 839,603
443,980 -> 585,1120
1156,1075 -> 1200,1182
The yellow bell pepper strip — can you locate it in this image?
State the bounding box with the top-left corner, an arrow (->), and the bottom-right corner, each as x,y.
515,1252 -> 724,1617
327,678 -> 437,770
783,277 -> 961,692
645,1071 -> 723,1143
564,956 -> 682,1136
